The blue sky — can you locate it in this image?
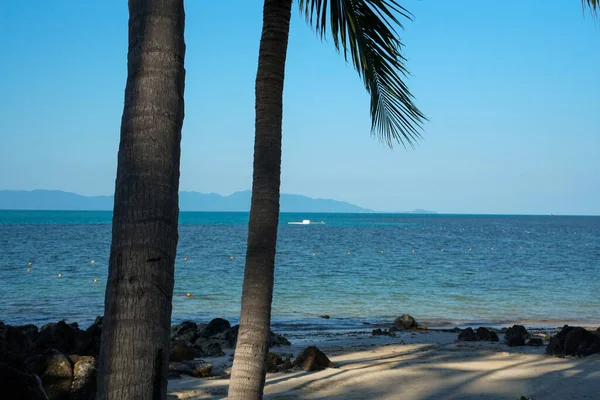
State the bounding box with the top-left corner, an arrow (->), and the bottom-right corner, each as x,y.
0,1 -> 598,215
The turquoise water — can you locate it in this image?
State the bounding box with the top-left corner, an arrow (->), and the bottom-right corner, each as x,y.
1,210 -> 599,333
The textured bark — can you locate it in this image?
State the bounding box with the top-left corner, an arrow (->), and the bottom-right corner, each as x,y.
228,1 -> 292,399
96,1 -> 186,399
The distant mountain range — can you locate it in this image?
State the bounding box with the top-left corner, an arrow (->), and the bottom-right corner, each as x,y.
0,190 -> 373,213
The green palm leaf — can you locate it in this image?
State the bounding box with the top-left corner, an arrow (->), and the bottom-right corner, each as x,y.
584,0 -> 599,16
298,0 -> 426,148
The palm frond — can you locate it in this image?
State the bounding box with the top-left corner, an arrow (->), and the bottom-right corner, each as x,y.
298,0 -> 426,147
583,0 -> 599,17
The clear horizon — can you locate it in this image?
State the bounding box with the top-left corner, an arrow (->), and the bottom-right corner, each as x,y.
1,1 -> 598,215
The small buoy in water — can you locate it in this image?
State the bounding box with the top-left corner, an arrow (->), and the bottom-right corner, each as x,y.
347,252 -> 351,255
184,257 -> 188,261
469,248 -> 472,251
380,251 -> 384,254
93,279 -> 98,283
586,243 -> 588,246
491,247 -> 494,250
91,260 -> 95,264
27,268 -> 31,273
312,253 -> 316,256
440,249 -> 444,252
546,245 -> 549,248
568,244 -> 572,248
230,256 -> 234,260
28,261 -> 33,266
412,249 -> 415,253
520,246 -> 523,249
57,273 -> 63,277
185,293 -> 192,297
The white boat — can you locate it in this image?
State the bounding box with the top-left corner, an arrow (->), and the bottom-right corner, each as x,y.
288,219 -> 325,225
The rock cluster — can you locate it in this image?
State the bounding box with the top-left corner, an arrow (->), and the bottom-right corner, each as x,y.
1,316 -> 293,398
457,327 -> 499,342
1,319 -> 101,400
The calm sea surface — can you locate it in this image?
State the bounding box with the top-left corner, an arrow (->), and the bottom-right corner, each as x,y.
1,211 -> 599,334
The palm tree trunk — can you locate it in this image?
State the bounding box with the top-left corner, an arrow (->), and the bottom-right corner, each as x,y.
228,0 -> 292,399
96,1 -> 186,399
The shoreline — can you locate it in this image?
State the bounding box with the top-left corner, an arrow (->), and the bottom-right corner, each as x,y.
168,328 -> 600,400
2,316 -> 599,399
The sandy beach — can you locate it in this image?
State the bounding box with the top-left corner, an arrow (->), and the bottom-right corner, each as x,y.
168,329 -> 600,400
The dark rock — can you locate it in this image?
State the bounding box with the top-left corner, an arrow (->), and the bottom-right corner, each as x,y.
476,327 -> 499,342
37,322 -> 76,354
193,364 -> 212,378
203,318 -> 231,338
37,321 -> 93,356
506,336 -> 525,347
169,342 -> 195,362
293,346 -> 334,372
392,314 -> 418,331
0,362 -> 49,400
279,358 -> 293,371
170,321 -> 199,343
168,361 -> 194,376
17,324 -> 40,343
504,325 -> 530,347
182,360 -> 213,378
192,339 -> 225,357
266,353 -> 282,373
85,317 -> 102,337
563,327 -> 600,357
457,328 -> 477,341
546,325 -> 575,357
69,357 -> 96,400
84,318 -> 102,357
270,332 -> 291,347
0,321 -> 35,368
25,349 -> 74,400
319,315 -> 330,319
527,338 -> 544,347
211,325 -> 238,348
372,328 -> 394,337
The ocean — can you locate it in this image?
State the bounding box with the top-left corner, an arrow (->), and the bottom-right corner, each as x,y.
1,211 -> 599,335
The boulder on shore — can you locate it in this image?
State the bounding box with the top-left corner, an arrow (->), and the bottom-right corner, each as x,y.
69,356 -> 96,400
476,327 -> 499,342
24,349 -> 73,400
200,318 -> 231,338
0,322 -> 35,368
293,346 -> 334,372
504,325 -> 530,347
391,314 -> 418,331
546,325 -> 600,357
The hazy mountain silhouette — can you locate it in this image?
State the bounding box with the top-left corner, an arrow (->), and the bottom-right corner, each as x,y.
0,190 -> 372,213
